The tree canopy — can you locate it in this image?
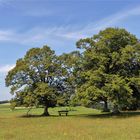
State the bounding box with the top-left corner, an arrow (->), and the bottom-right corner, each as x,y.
6,46 -> 66,116
58,51 -> 82,106
5,27 -> 140,115
76,28 -> 140,113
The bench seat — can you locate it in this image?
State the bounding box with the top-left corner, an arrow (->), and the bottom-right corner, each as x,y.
58,110 -> 69,116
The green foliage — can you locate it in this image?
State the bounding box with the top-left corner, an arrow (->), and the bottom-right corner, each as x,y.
5,27 -> 140,114
5,45 -> 65,115
58,51 -> 82,106
76,27 -> 140,112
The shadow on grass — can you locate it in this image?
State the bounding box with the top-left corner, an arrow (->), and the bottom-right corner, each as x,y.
18,110 -> 140,119
77,111 -> 140,119
18,114 -> 61,118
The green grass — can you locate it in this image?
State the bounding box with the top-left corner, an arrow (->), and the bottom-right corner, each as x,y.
0,104 -> 140,140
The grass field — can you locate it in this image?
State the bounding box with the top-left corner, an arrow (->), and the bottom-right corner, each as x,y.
0,104 -> 140,140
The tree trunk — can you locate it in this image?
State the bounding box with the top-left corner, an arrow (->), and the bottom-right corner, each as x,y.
42,105 -> 50,116
112,105 -> 120,114
102,100 -> 110,112
26,107 -> 32,116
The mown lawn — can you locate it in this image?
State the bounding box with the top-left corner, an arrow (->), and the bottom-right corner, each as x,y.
0,104 -> 140,140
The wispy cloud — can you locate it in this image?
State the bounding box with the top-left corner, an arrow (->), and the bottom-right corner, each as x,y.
0,5 -> 140,45
61,5 -> 140,39
0,64 -> 15,73
0,0 -> 12,6
24,9 -> 53,17
0,27 -> 77,45
0,30 -> 15,41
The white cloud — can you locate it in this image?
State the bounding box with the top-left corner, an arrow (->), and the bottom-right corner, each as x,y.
0,30 -> 15,41
0,64 -> 15,73
60,5 -> 140,39
0,5 -> 140,45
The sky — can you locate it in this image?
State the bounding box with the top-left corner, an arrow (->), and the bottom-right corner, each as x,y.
1,0 -> 140,100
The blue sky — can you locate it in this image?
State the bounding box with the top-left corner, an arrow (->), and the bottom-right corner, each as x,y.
1,0 -> 140,100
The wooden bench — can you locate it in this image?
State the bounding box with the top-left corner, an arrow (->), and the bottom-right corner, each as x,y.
58,110 -> 69,116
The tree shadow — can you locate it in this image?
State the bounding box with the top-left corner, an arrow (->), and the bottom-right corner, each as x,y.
18,114 -> 60,118
17,110 -> 140,119
78,111 -> 140,119
18,114 -> 44,118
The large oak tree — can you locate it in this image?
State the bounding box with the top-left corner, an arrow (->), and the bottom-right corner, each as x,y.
76,28 -> 140,113
6,46 -> 65,116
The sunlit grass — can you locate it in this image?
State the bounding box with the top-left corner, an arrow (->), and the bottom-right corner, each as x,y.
0,104 -> 140,140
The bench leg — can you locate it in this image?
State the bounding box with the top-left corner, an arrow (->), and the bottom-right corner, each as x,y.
66,113 -> 68,116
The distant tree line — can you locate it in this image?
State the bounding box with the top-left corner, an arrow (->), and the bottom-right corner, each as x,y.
5,28 -> 140,115
0,100 -> 9,104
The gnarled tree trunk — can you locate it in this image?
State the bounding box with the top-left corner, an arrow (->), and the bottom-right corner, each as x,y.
112,104 -> 120,114
42,105 -> 50,116
103,100 -> 110,112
